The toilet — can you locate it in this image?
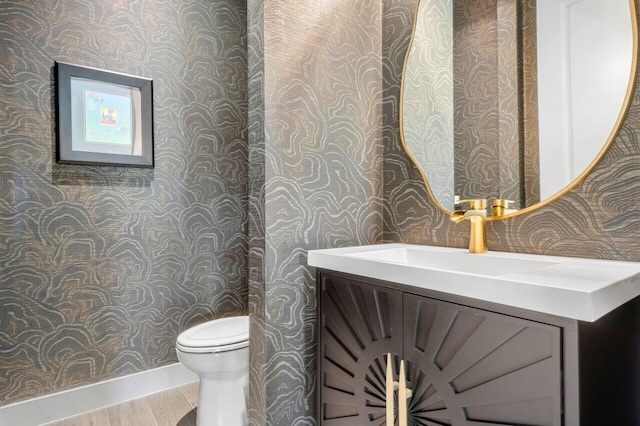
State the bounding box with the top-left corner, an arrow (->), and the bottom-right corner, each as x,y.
176,316 -> 249,426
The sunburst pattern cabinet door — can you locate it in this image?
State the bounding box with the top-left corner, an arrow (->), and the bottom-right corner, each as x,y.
319,274 -> 403,425
318,272 -> 563,426
402,293 -> 563,426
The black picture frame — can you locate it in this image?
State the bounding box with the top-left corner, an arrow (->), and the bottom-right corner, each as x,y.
55,61 -> 154,168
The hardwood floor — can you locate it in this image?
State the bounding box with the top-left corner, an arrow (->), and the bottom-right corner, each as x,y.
43,382 -> 199,426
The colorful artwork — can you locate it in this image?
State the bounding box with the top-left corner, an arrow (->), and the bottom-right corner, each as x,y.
100,107 -> 118,126
84,89 -> 132,145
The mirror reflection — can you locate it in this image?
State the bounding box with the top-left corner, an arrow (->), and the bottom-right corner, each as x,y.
401,0 -> 635,216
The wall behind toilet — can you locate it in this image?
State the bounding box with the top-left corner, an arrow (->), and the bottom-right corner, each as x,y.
0,0 -> 248,406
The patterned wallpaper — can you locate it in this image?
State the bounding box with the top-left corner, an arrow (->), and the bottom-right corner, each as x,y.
252,0 -> 640,422
453,0 -> 502,203
0,0 -> 248,407
4,0 -> 638,423
251,0 -> 640,423
247,0 -> 384,423
247,0 -> 267,423
522,0 -> 541,207
496,0 -> 522,204
404,0 -> 535,211
402,0 -> 455,211
385,0 -> 640,264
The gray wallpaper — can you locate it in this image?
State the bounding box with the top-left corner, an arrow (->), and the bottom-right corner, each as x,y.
522,0 -> 541,206
404,0 -> 533,211
385,0 -> 640,263
402,0 -> 455,211
0,0 -> 248,407
453,0 -> 502,203
4,0 -> 639,423
247,0 -> 267,423
248,0 -> 385,423
251,0 -> 640,421
496,0 -> 522,204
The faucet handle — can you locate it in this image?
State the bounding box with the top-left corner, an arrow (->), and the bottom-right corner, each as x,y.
490,199 -> 515,217
457,199 -> 487,210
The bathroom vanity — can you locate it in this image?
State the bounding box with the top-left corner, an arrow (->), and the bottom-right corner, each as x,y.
326,0 -> 640,423
309,244 -> 640,426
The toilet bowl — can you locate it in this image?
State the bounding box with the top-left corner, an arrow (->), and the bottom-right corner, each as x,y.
176,316 -> 249,426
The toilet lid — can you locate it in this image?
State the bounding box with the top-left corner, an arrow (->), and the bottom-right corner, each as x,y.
177,316 -> 249,348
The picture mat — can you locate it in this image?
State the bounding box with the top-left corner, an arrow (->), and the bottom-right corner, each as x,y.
70,77 -> 142,155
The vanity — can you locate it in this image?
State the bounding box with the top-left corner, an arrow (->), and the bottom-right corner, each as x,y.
309,244 -> 640,425
308,0 -> 640,424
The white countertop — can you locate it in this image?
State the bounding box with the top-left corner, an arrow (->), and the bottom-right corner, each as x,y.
308,244 -> 640,322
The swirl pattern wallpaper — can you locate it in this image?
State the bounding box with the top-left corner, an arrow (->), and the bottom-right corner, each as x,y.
0,0 -> 248,407
247,0 -> 266,423
2,0 -> 640,425
248,0 -> 385,423
385,1 -> 640,263
402,0 -> 455,210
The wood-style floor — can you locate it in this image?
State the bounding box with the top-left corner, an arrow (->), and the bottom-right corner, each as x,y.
43,381 -> 199,426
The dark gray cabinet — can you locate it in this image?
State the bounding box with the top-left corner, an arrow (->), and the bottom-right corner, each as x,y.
403,293 -> 562,425
319,271 -> 562,425
319,271 -> 403,424
319,269 -> 640,425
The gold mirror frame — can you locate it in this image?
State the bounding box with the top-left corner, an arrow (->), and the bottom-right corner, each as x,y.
399,0 -> 639,221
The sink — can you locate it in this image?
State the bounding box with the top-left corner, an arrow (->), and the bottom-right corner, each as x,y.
308,243 -> 640,322
346,246 -> 558,276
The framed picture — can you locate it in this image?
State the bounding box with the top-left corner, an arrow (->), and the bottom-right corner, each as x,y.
55,61 -> 154,168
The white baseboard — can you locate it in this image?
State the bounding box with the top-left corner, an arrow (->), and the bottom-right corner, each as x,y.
0,363 -> 199,426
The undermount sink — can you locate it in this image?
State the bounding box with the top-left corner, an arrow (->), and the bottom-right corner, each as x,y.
345,246 -> 558,276
308,244 -> 640,322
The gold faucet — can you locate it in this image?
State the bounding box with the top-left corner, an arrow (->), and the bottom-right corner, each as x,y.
451,199 -> 488,254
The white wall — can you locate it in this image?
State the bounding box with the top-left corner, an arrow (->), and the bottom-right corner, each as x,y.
537,0 -> 633,199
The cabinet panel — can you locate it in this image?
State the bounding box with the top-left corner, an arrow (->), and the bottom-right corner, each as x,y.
319,274 -> 403,424
403,293 -> 562,426
318,272 -> 564,425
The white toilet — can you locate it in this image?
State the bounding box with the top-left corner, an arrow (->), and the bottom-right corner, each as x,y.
176,316 -> 249,426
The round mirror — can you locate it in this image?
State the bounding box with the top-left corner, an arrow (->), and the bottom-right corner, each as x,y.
401,0 -> 638,219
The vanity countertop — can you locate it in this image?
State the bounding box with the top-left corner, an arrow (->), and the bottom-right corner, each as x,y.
308,244 -> 640,322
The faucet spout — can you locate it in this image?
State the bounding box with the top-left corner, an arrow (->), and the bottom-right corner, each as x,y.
464,211 -> 488,254
450,210 -> 466,223
450,199 -> 488,254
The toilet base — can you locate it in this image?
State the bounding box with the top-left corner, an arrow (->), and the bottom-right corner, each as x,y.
197,372 -> 248,426
177,346 -> 249,426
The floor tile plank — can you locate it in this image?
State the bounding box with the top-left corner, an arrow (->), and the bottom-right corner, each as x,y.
40,384 -> 202,426
107,396 -> 157,426
62,408 -> 109,426
145,387 -> 194,426
179,381 -> 199,408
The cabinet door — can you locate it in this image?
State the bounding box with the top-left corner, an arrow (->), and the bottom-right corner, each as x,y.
403,293 -> 563,426
319,273 -> 403,425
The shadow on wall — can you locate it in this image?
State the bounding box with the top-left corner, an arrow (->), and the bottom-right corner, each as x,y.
52,164 -> 154,187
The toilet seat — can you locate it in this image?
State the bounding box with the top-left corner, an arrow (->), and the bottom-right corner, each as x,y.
176,339 -> 248,354
176,316 -> 249,354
